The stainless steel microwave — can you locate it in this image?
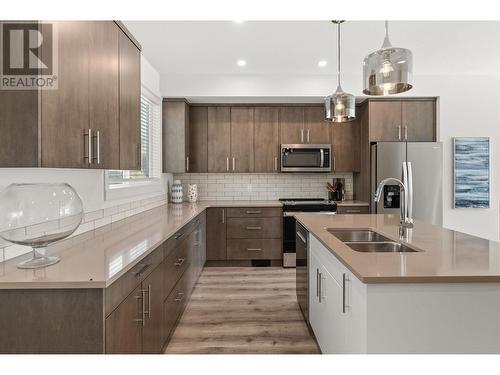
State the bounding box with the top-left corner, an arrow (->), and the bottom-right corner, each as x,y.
280,144 -> 331,172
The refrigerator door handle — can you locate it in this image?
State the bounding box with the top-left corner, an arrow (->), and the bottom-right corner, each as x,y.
402,162 -> 409,224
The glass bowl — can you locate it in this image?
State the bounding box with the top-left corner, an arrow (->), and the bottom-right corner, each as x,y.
0,183 -> 84,269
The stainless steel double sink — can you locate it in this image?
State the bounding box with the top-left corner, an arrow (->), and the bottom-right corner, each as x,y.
327,229 -> 420,253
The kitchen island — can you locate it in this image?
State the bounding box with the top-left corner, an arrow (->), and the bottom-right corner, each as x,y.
295,213 -> 500,354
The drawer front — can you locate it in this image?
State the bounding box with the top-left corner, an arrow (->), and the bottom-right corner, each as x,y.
163,236 -> 192,299
105,244 -> 164,317
227,239 -> 282,260
337,206 -> 369,215
164,214 -> 202,258
226,217 -> 282,239
163,268 -> 190,341
225,207 -> 282,218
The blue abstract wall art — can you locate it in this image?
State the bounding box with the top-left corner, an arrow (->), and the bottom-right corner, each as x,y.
453,137 -> 490,209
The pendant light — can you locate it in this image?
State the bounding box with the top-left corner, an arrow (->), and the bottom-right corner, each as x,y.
363,21 -> 413,95
325,20 -> 355,123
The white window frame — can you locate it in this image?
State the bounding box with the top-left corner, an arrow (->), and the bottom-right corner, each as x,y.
104,85 -> 165,201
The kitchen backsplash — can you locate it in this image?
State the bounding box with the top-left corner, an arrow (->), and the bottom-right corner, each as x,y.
173,173 -> 353,201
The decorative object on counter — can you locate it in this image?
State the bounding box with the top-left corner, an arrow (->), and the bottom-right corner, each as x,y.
0,183 -> 83,269
187,184 -> 198,203
171,180 -> 184,203
363,20 -> 413,95
453,137 -> 490,208
325,20 -> 355,122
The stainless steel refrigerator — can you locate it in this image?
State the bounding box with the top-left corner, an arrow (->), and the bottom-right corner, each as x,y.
370,142 -> 443,226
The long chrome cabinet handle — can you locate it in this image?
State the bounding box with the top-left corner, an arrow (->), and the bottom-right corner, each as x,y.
245,210 -> 262,214
147,284 -> 152,320
232,157 -> 235,171
316,268 -> 319,298
397,125 -> 401,140
84,129 -> 92,164
274,156 -> 278,171
92,130 -> 100,165
307,129 -> 310,143
226,157 -> 229,171
186,156 -> 189,172
318,271 -> 322,303
246,248 -> 262,251
137,144 -> 141,168
174,258 -> 185,267
301,129 -> 304,143
404,125 -> 408,140
141,288 -> 148,325
342,273 -> 348,313
246,226 -> 262,230
132,263 -> 151,277
221,209 -> 225,224
333,155 -> 336,172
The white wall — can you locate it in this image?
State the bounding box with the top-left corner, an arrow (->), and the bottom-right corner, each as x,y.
159,73 -> 500,242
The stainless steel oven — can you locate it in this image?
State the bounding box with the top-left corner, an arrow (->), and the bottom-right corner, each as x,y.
280,144 -> 331,172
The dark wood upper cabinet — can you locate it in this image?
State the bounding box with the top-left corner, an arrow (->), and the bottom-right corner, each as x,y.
369,100 -> 436,142
331,116 -> 360,172
162,100 -> 189,173
368,101 -> 402,142
89,21 -> 120,169
118,30 -> 141,171
304,106 -> 331,144
189,106 -> 208,172
402,100 -> 436,141
206,208 -> 227,261
230,107 -> 254,173
280,107 -> 305,144
105,284 -> 143,354
254,107 -> 280,173
207,107 -> 231,172
41,21 -> 89,168
0,21 -> 141,170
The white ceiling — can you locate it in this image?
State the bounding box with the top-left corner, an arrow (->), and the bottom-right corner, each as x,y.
125,20 -> 500,77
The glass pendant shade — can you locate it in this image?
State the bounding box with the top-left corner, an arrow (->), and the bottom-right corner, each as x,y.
325,85 -> 355,122
325,21 -> 355,123
363,21 -> 413,95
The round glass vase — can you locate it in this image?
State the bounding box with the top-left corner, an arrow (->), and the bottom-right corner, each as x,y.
0,183 -> 84,269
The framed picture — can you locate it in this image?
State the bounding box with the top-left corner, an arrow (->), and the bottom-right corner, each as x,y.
453,137 -> 490,208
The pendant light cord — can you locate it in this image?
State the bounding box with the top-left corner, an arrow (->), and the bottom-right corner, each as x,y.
337,21 -> 341,87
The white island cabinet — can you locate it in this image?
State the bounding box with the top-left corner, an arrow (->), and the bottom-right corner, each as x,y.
308,233 -> 500,354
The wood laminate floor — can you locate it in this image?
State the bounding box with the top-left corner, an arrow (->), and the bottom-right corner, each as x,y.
164,267 -> 320,354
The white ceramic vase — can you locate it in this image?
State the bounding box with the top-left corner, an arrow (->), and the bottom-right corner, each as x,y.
171,180 -> 183,204
187,184 -> 198,203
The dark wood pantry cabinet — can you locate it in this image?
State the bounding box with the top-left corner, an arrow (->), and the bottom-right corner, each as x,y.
0,21 -> 141,170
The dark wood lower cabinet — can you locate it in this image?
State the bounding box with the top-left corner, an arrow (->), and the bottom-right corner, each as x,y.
142,264 -> 166,354
206,208 -> 227,260
105,285 -> 143,354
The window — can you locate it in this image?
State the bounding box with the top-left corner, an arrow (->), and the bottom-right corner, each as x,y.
105,89 -> 163,198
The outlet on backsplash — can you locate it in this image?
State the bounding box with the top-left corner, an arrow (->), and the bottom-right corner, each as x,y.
173,173 -> 354,201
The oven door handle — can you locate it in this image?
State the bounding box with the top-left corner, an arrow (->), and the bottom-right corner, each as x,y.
283,211 -> 337,217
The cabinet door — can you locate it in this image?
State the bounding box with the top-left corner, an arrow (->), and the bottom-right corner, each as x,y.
402,100 -> 436,141
332,119 -> 360,172
207,107 -> 231,172
119,31 -> 141,170
230,107 -> 254,172
41,21 -> 89,168
369,101 -> 402,142
254,107 -> 280,172
206,208 -> 227,260
319,266 -> 345,354
89,21 -> 120,169
142,264 -> 165,354
280,107 -> 305,144
189,106 -> 208,172
105,285 -> 143,354
162,101 -> 189,173
305,106 -> 331,144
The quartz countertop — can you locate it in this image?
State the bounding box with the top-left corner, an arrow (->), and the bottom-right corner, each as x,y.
295,213 -> 500,283
0,200 -> 282,289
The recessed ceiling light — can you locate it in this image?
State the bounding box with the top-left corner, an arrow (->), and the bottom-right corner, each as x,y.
233,20 -> 245,24
237,60 -> 247,67
318,60 -> 328,67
